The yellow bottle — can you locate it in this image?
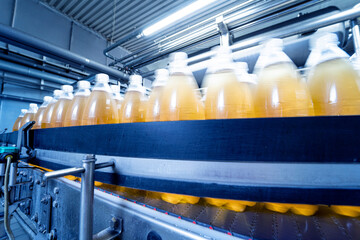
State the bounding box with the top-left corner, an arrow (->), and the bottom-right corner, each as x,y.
254,39 -> 316,215
110,85 -> 123,118
119,75 -> 144,123
33,96 -> 53,129
235,62 -> 258,96
160,52 -> 205,121
307,33 -> 360,116
50,85 -> 73,128
12,109 -> 27,131
20,103 -> 38,128
63,81 -> 91,127
254,38 -> 314,118
42,90 -> 63,129
204,46 -> 254,119
158,52 -> 202,204
145,69 -> 169,122
82,73 -> 119,125
138,95 -> 148,122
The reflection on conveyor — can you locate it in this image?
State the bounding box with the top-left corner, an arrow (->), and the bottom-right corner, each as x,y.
96,185 -> 360,240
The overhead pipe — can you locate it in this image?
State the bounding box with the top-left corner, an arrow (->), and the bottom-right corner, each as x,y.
0,94 -> 43,104
0,59 -> 74,85
4,72 -> 62,89
0,23 -> 129,82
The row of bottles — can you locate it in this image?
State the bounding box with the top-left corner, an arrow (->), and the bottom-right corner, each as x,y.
12,32 -> 360,217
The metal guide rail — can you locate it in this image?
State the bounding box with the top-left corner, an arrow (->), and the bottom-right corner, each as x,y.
1,116 -> 360,205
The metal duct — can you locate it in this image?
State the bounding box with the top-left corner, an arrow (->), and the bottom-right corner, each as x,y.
0,23 -> 129,82
0,59 -> 74,85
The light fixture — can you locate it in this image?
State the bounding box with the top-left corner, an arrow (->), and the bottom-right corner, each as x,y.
142,0 -> 217,36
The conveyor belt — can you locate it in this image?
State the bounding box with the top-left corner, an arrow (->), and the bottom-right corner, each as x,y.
97,187 -> 360,240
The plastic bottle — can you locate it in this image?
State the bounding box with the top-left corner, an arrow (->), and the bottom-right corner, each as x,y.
50,85 -> 74,128
160,52 -> 205,121
138,94 -> 148,122
306,33 -> 360,116
33,96 -> 53,129
42,90 -> 63,129
203,46 -> 254,119
235,62 -> 257,95
254,38 -> 314,117
110,85 -> 123,118
145,69 -> 169,122
20,103 -> 38,128
82,74 -> 119,125
12,109 -> 27,131
119,75 -> 144,123
64,81 -> 91,127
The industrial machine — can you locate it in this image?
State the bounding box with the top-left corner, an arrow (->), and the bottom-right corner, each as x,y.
0,0 -> 360,239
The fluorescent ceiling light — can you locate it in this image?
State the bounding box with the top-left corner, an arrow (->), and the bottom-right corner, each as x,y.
142,0 -> 216,36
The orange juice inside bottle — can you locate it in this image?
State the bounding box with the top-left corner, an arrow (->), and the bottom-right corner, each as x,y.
20,103 -> 38,128
306,34 -> 360,116
138,95 -> 148,122
42,90 -> 63,129
158,53 -> 202,204
33,96 -> 53,129
119,75 -> 144,123
110,85 -> 123,118
235,62 -> 258,97
160,52 -> 204,121
145,69 -> 169,122
64,81 -> 91,127
204,47 -> 254,119
50,85 -> 73,128
82,73 -> 119,125
12,109 -> 27,131
331,205 -> 360,217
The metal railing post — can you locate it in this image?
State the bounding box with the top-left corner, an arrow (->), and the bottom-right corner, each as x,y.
79,154 -> 96,240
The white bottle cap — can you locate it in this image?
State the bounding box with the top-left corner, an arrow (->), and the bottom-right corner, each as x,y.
95,73 -> 109,83
21,109 -> 28,114
170,52 -> 188,62
54,89 -> 62,95
127,75 -> 143,92
264,38 -> 284,49
77,80 -> 90,89
61,85 -> 73,93
43,96 -> 53,102
111,85 -> 120,93
153,69 -> 169,87
29,103 -> 38,113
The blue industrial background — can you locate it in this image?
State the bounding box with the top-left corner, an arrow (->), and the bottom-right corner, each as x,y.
0,0 -> 128,131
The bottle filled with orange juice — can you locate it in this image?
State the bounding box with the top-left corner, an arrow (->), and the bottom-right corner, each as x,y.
306,33 -> 360,116
203,46 -> 254,119
20,103 -> 38,128
12,109 -> 27,131
82,74 -> 119,125
119,75 -> 145,123
254,38 -> 314,118
110,85 -> 123,118
160,52 -> 204,121
33,96 -> 53,129
145,69 -> 169,122
63,81 -> 91,127
159,52 -> 202,204
42,90 -> 63,128
50,85 -> 74,128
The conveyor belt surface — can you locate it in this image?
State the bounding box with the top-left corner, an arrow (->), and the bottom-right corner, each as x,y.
97,186 -> 360,240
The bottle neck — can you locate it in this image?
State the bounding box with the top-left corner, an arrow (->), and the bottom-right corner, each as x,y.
93,82 -> 112,93
75,88 -> 91,96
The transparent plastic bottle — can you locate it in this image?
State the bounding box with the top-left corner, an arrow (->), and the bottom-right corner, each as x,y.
42,90 -> 63,129
160,52 -> 205,121
110,85 -> 123,118
331,205 -> 360,217
307,33 -> 360,116
64,81 -> 91,127
82,74 -> 119,125
145,69 -> 169,122
204,46 -> 254,119
12,109 -> 27,131
20,103 -> 38,128
33,96 -> 53,129
119,75 -> 144,123
254,38 -> 314,117
50,85 -> 74,128
138,95 -> 148,122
